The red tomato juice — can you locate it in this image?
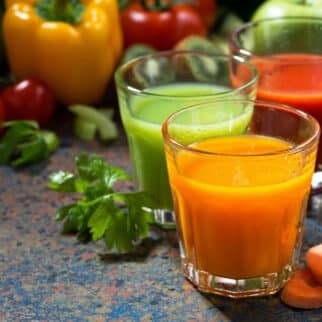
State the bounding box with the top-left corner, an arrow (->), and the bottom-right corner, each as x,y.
252,53 -> 322,163
167,135 -> 315,279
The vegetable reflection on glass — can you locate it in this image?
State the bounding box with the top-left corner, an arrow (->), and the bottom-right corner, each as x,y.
120,0 -> 207,50
3,0 -> 123,105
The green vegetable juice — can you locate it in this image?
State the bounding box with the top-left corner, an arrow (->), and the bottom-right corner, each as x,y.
119,83 -> 253,209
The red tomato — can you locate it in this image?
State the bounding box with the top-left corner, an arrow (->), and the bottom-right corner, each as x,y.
193,0 -> 217,28
121,1 -> 207,50
1,78 -> 56,126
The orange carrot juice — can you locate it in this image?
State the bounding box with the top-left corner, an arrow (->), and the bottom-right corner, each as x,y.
167,135 -> 315,279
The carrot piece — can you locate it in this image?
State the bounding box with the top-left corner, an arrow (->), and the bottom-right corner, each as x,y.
306,244 -> 322,284
280,268 -> 322,309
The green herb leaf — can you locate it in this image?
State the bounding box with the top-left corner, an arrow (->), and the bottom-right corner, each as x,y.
112,191 -> 156,236
88,198 -> 115,240
104,208 -> 135,253
55,204 -> 75,222
48,171 -> 78,192
0,121 -> 60,167
12,134 -> 48,167
56,205 -> 80,233
48,152 -> 157,253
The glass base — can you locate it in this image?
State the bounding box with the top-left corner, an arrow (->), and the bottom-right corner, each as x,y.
182,260 -> 293,298
153,209 -> 176,230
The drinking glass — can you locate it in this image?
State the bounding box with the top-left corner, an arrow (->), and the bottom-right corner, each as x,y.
114,50 -> 258,228
229,16 -> 322,165
162,99 -> 320,298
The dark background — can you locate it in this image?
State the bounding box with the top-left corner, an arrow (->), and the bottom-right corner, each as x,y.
218,0 -> 264,20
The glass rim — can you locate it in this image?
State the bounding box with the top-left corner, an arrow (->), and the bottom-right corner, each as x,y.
229,16 -> 322,57
114,49 -> 258,97
162,98 -> 320,157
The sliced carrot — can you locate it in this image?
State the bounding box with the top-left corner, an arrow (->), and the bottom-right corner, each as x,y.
306,244 -> 322,284
280,268 -> 322,309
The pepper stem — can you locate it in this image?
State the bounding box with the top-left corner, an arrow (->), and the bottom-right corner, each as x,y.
35,0 -> 85,24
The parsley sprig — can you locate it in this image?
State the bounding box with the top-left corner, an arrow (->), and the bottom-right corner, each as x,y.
48,152 -> 157,253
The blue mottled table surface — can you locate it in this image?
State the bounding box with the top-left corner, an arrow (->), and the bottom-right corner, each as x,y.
0,115 -> 321,322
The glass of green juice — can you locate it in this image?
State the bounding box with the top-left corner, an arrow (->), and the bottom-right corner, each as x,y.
114,50 -> 258,228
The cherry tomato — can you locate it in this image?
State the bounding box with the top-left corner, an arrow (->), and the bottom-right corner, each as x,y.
1,78 -> 56,126
121,1 -> 207,50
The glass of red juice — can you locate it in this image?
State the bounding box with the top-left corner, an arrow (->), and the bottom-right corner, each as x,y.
229,16 -> 322,166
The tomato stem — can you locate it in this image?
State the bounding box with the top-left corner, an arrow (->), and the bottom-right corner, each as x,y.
119,0 -> 131,10
141,0 -> 172,11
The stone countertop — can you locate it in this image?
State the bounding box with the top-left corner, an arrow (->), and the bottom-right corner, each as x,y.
0,113 -> 321,321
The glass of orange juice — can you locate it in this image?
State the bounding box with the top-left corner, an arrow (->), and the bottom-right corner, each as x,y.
162,99 -> 320,298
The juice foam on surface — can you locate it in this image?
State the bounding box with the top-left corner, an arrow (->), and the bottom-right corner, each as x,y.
180,135 -> 296,186
131,83 -> 232,124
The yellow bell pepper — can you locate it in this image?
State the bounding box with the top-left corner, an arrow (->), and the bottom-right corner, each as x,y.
3,0 -> 123,105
